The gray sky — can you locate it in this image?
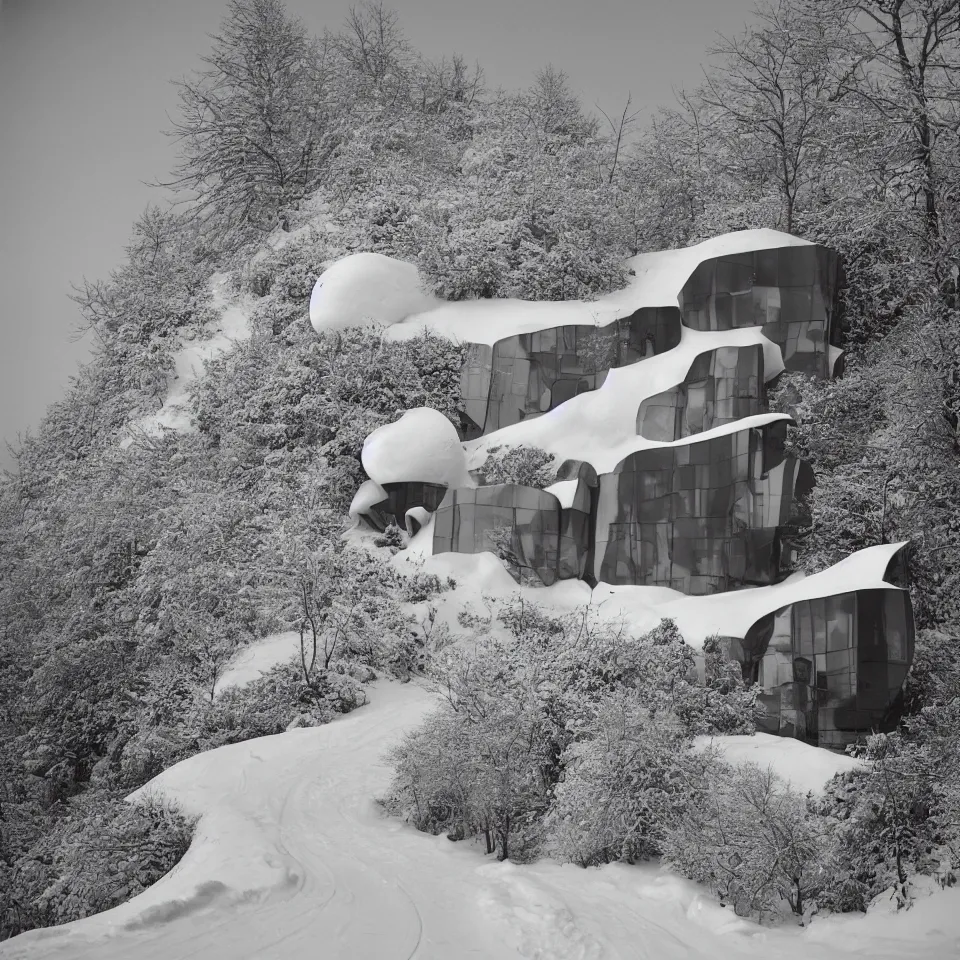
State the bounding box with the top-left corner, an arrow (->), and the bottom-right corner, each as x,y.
0,0 -> 755,469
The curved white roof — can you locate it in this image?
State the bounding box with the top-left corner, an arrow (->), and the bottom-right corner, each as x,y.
361,407 -> 472,488
309,252 -> 439,334
309,229 -> 813,346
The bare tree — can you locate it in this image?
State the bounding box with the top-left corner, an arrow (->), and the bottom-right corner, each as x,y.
597,93 -> 642,184
701,0 -> 856,233
166,0 -> 340,243
335,1 -> 414,106
822,0 -> 960,252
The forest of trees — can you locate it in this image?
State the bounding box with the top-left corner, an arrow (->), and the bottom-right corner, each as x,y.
2,0 -> 960,938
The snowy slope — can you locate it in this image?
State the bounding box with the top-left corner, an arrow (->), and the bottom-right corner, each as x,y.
4,681 -> 959,960
121,275 -> 252,446
696,732 -> 863,795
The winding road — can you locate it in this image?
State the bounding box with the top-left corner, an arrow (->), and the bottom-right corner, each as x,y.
3,682 -> 959,960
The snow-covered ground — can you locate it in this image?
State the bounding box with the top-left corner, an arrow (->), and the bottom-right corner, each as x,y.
4,681 -> 959,960
695,732 -> 863,795
121,274 -> 252,446
213,630 -> 302,696
25,230 -> 947,959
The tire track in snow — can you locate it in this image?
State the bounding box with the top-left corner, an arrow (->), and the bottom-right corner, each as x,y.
4,681 -> 960,960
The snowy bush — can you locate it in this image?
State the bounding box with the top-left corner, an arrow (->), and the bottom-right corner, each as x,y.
662,762 -> 829,923
815,728 -> 960,913
374,522 -> 406,550
202,659 -> 367,743
243,233 -> 331,302
3,793 -> 194,936
384,608 -> 762,862
477,445 -> 558,488
546,696 -> 717,867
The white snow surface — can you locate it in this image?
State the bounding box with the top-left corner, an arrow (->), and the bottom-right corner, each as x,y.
543,477 -> 580,508
214,631 -> 301,696
362,407 -> 472,488
309,252 -> 440,333
122,275 -> 252,446
400,523 -> 907,649
5,680 -> 959,960
382,228 -> 811,347
696,732 -> 863,795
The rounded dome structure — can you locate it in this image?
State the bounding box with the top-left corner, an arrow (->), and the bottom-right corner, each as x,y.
361,407 -> 471,488
309,252 -> 437,334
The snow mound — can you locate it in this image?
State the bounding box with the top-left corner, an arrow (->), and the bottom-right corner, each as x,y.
308,252 -> 439,333
696,732 -> 862,795
361,407 -> 471,487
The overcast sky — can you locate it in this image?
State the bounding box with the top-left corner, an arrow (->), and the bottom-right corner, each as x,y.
0,0 -> 755,469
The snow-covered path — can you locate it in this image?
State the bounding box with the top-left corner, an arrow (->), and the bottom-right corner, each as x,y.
4,682 -> 959,960
121,274 -> 251,445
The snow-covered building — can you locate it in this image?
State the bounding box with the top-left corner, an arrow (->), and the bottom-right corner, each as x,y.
317,230 -> 913,748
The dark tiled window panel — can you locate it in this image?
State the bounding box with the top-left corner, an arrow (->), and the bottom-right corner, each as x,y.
678,246 -> 844,377
636,345 -> 766,441
555,460 -> 600,582
739,585 -> 914,748
362,481 -> 449,532
458,308 -> 682,438
433,485 -> 565,585
432,474 -> 598,586
589,422 -> 809,593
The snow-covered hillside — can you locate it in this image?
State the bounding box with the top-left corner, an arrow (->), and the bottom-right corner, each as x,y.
121,274 -> 253,446
4,680 -> 959,960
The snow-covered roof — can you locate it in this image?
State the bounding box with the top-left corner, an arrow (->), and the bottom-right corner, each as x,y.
309,229 -> 814,346
361,407 -> 472,488
309,251 -> 440,333
596,542 -> 909,645
401,520 -> 907,651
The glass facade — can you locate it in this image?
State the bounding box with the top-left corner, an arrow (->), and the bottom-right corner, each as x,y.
350,235 -> 915,745
555,460 -> 599,582
432,485 -> 566,585
734,560 -> 914,747
588,421 -> 806,593
359,481 -> 449,533
636,345 -> 766,441
459,308 -> 682,438
678,246 -> 844,377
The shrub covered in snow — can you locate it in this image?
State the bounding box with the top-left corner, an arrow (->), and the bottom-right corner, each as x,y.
202,659 -> 368,741
383,607 -> 760,863
477,445 -> 558,488
815,726 -> 960,913
662,762 -> 829,923
2,793 -> 195,938
545,696 -> 717,867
